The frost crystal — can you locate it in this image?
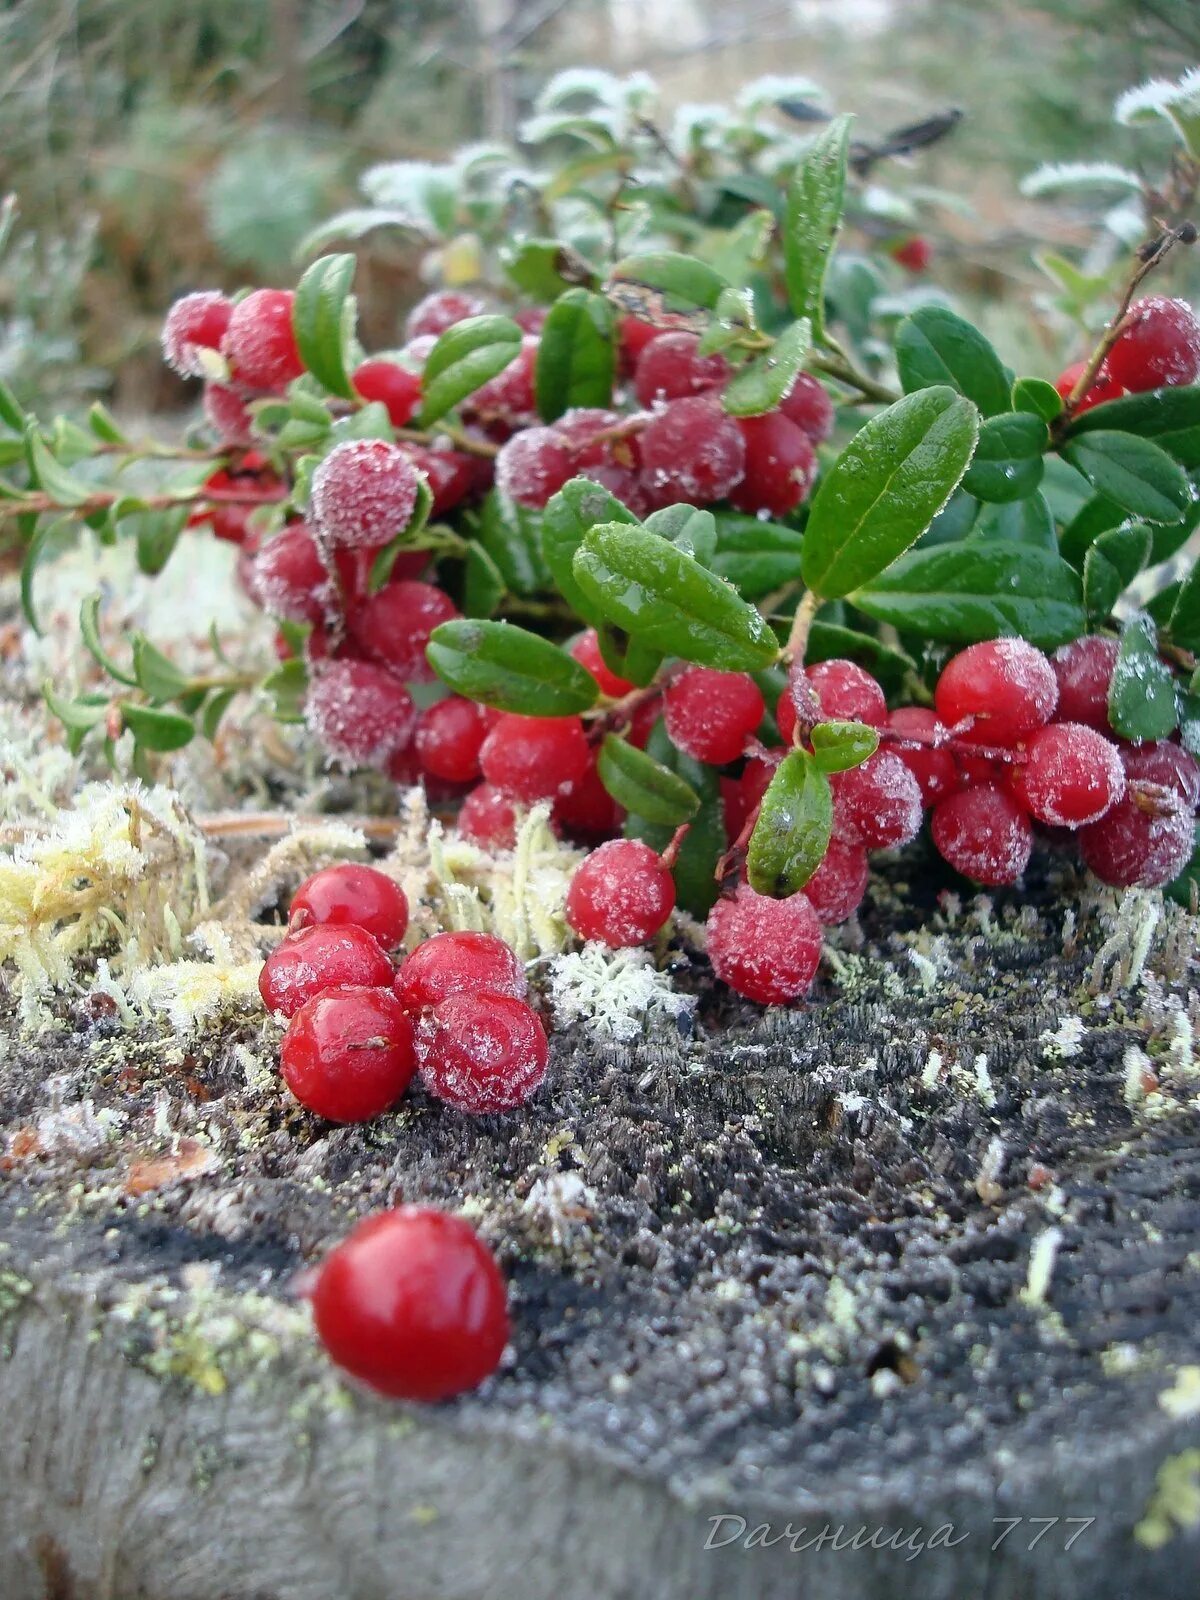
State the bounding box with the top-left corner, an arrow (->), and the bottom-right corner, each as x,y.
545,943 -> 686,1042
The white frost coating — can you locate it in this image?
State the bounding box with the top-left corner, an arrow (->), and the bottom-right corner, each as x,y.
1020,160 -> 1141,196
1020,1226 -> 1063,1308
1123,1044 -> 1155,1107
1039,1016 -> 1086,1061
546,943 -> 686,1042
127,958 -> 263,1038
1115,69 -> 1200,125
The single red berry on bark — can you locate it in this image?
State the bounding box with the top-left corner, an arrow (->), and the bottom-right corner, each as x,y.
639,396 -> 746,506
310,439 -> 422,552
253,522 -> 331,624
803,838 -> 870,925
1008,722 -> 1125,828
352,359 -> 422,427
415,698 -> 491,783
479,714 -> 590,802
570,629 -> 634,698
887,707 -> 959,805
935,639 -> 1057,746
831,752 -> 923,850
1105,296 -> 1200,392
281,986 -> 416,1122
306,659 -> 417,771
565,838 -> 675,947
893,235 -> 933,272
163,291 -> 234,377
1122,741 -> 1200,808
1051,635 -> 1119,731
416,993 -> 548,1114
289,863 -> 409,950
633,331 -> 729,407
664,667 -> 765,765
348,579 -> 459,683
311,1207 -> 508,1400
806,659 -> 888,728
1080,789 -> 1195,888
223,288 -> 303,389
931,784 -> 1033,885
394,930 -> 526,1012
404,290 -> 486,342
706,884 -> 822,1005
1053,360 -> 1125,415
259,923 -> 395,1018
457,783 -> 519,849
728,412 -> 817,518
779,372 -> 835,444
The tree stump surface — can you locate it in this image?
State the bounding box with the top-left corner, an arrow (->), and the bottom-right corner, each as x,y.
2,857 -> 1200,1600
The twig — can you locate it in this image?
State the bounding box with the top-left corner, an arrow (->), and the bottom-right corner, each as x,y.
782,589 -> 818,664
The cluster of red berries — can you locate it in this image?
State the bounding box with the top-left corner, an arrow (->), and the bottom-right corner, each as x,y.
258,863 -> 548,1122
1054,295 -> 1200,413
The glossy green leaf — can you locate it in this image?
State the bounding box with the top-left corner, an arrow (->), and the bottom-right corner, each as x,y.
970,492 -> 1056,549
1083,523 -> 1152,620
130,507 -> 188,577
625,723 -> 724,918
573,522 -> 779,672
606,252 -> 728,319
596,624 -> 662,689
200,688 -> 239,742
1167,559 -> 1200,651
535,289 -> 615,421
43,684 -> 109,735
1061,430 -> 1191,524
710,513 -> 805,599
80,594 -> 137,685
643,504 -> 717,564
809,719 -> 879,773
721,318 -> 811,417
0,378 -> 27,433
292,253 -> 357,400
26,428 -> 93,506
805,622 -> 916,691
472,490 -> 550,596
1011,376 -> 1063,423
1059,494 -> 1126,567
1108,613 -> 1178,741
87,402 -> 127,444
597,734 -> 700,825
961,411 -> 1047,503
426,619 -> 598,716
132,635 -> 189,702
801,386 -> 980,598
746,749 -> 833,897
542,476 -> 640,621
1061,383 -> 1200,451
895,306 -> 1011,417
463,541 -> 507,617
783,114 -> 852,342
502,238 -> 598,299
697,286 -> 758,357
418,314 -> 523,426
708,209 -> 775,291
121,702 -> 196,752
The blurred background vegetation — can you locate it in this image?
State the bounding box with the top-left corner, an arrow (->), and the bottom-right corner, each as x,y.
0,0 -> 1196,415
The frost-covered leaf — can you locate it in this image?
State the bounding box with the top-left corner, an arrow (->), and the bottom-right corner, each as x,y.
1020,161 -> 1141,197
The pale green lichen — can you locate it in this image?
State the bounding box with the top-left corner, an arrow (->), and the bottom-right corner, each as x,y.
1135,1451 -> 1200,1548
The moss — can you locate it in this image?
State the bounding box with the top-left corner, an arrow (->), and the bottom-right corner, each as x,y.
1135,1451 -> 1200,1549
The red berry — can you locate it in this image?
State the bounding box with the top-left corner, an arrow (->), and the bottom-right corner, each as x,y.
578,457 -> 651,517
955,750 -> 1008,788
1051,635 -> 1119,731
468,336 -> 539,423
259,923 -> 395,1018
935,639 -> 1057,746
618,314 -> 665,373
887,707 -> 959,805
779,372 -> 835,444
706,884 -> 822,1005
830,751 -> 923,849
1080,790 -> 1195,888
310,440 -> 422,552
494,427 -> 574,508
893,235 -> 933,272
1105,296 -> 1200,392
202,382 -> 254,447
663,667 -> 765,765
552,407 -> 622,463
552,751 -> 624,839
806,659 -> 888,729
728,412 -> 817,518
252,522 -> 331,624
281,986 -> 416,1122
311,1207 -> 508,1400
457,783 -> 519,849
404,290 -> 486,342
639,396 -> 746,506
1009,722 -> 1125,828
931,784 -> 1033,885
415,697 -> 491,783
162,291 -> 234,378
514,306 -> 547,334
394,930 -> 527,1012
404,444 -> 477,515
722,751 -> 780,844
1122,741 -> 1200,808
479,714 -> 590,802
289,863 -> 409,950
416,993 -> 548,1114
348,579 -> 459,682
306,659 -> 416,770
803,838 -> 869,925
1054,360 -> 1125,415
633,331 -> 729,407
223,288 -> 303,389
351,359 -> 422,427
565,838 -> 675,946
570,629 -> 634,698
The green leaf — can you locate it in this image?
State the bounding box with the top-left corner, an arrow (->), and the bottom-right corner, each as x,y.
1061,431 -> 1191,524
502,238 -> 598,299
697,287 -> 758,357
801,387 -> 980,598
1083,523 -> 1152,621
595,624 -> 662,689
463,541 -> 507,617
625,724 -> 724,918
534,289 -> 615,421
853,541 -> 1086,648
26,428 -> 93,506
783,114 -> 852,343
809,719 -> 879,773
131,635 -> 190,702
642,503 -> 717,564
129,507 -> 188,577
710,513 -> 805,599
1167,560 -> 1200,651
1011,377 -> 1063,423
471,490 -> 549,596
961,412 -> 1047,503
1061,383 -> 1200,454
0,378 -> 27,433
418,315 -> 523,426
970,492 -> 1056,550
1165,822 -> 1200,911
542,476 -> 640,621
746,749 -> 833,897
1059,494 -> 1126,567
121,702 -> 195,752
708,209 -> 775,291
721,318 -> 811,417
200,688 -> 238,742
292,253 -> 358,400
1150,500 -> 1200,567
1108,613 -> 1178,741
426,619 -> 599,716
606,251 -> 728,318
43,684 -> 109,735
20,515 -> 75,634
262,658 -> 308,723
80,594 -> 137,686
367,477 -> 435,592
894,307 -> 1011,417
572,522 -> 779,672
87,402 -> 127,444
597,734 -> 700,825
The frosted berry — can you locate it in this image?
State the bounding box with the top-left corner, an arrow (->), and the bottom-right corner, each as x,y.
494,426 -> 575,508
571,629 -> 634,698
639,396 -> 746,506
633,331 -> 729,407
310,439 -> 422,551
259,923 -> 395,1018
1008,722 -> 1125,827
806,659 -> 888,729
1051,635 -> 1119,731
468,335 -> 538,423
935,639 -> 1057,746
887,707 -> 958,806
803,838 -> 869,925
706,884 -> 822,1005
728,412 -> 817,518
1105,296 -> 1200,392
289,863 -> 409,950
553,753 -> 624,839
514,306 -> 548,334
417,993 -> 548,1114
552,407 -> 622,463
893,235 -> 933,272
619,314 -> 665,373
779,372 -> 835,444
202,382 -> 254,447
565,838 -> 675,947
281,986 -> 416,1123
457,783 -> 518,849
415,697 -> 491,783
722,751 -> 780,845
352,359 -> 422,427
404,290 -> 486,342
931,784 -> 1033,885
252,522 -> 331,624
405,444 -> 477,515
306,659 -> 416,770
1080,790 -> 1195,888
223,288 -> 304,389
1054,360 -> 1125,415
162,291 -> 234,378
349,579 -> 459,682
830,751 -> 923,850
664,667 -> 765,765
479,714 -> 590,802
311,1207 -> 508,1400
578,457 -> 651,517
1122,741 -> 1200,808
394,930 -> 526,1012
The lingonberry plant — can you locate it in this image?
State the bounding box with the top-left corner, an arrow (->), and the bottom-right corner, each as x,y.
5,66 -> 1200,1030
